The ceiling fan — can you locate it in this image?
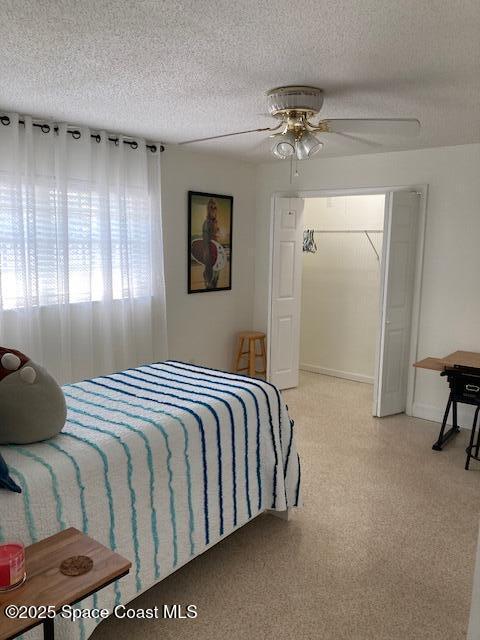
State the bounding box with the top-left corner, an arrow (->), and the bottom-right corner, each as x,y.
179,85 -> 420,160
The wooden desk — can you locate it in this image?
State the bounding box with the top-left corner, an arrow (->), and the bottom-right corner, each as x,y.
413,357 -> 445,372
442,351 -> 480,369
414,351 -> 480,454
414,351 -> 480,371
0,528 -> 131,640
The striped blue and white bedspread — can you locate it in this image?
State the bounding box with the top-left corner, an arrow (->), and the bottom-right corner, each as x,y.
0,361 -> 300,640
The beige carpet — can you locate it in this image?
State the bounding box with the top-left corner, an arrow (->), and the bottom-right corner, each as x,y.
93,372 -> 480,640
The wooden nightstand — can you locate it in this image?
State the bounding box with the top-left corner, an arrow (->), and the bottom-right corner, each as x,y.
0,528 -> 131,640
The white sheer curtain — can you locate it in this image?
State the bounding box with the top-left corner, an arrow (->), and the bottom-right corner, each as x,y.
0,114 -> 167,384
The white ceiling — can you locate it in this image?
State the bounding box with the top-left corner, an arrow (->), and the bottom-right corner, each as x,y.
1,0 -> 480,162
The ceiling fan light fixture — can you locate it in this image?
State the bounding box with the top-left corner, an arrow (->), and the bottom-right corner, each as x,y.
295,132 -> 323,160
271,131 -> 296,159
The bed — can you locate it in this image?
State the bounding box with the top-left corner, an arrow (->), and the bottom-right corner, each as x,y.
0,361 -> 300,640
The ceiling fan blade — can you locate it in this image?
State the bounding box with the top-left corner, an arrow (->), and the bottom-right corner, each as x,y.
321,118 -> 420,136
330,131 -> 384,148
178,125 -> 280,145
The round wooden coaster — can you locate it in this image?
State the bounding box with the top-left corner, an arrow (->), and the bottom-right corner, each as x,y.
60,555 -> 93,576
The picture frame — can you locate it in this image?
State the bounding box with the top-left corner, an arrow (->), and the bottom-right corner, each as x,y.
188,191 -> 233,294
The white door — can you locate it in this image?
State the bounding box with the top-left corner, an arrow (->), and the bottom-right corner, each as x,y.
269,197 -> 304,389
374,191 -> 420,417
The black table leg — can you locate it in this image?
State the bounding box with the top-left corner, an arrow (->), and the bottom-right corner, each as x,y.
432,393 -> 461,451
465,407 -> 479,470
43,620 -> 55,640
475,409 -> 480,459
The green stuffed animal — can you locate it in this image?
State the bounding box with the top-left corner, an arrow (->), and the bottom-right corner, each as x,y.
0,347 -> 66,445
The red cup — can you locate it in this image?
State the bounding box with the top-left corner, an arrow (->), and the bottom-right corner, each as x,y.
0,542 -> 26,591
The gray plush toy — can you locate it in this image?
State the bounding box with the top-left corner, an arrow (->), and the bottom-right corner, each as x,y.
0,347 -> 67,493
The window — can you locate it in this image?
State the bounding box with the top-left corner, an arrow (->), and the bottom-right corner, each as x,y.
0,176 -> 152,310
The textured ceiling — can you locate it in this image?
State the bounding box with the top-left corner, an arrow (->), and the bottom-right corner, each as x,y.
1,0 -> 479,161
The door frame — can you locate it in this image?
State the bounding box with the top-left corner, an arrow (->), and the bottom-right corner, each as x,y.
267,184 -> 428,416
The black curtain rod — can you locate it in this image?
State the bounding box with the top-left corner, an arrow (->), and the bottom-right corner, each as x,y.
0,115 -> 164,153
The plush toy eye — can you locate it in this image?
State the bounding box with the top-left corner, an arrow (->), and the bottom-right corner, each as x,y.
19,366 -> 36,384
1,353 -> 21,371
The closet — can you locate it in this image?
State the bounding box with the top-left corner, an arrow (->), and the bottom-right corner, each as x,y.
300,194 -> 385,384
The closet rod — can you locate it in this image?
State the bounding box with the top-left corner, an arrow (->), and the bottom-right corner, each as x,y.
304,228 -> 382,261
310,229 -> 383,233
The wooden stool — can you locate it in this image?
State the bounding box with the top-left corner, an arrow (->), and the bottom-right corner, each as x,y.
234,331 -> 267,378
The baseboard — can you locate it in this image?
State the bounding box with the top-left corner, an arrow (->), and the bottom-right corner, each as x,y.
412,401 -> 477,430
299,363 -> 373,385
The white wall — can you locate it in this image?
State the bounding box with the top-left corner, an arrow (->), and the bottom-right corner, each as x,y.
300,195 -> 384,383
254,143 -> 480,425
160,147 -> 256,371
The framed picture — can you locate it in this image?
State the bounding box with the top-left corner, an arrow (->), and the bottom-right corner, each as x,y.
188,191 -> 233,293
